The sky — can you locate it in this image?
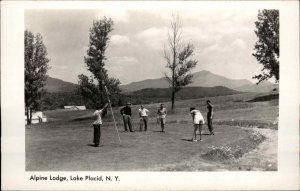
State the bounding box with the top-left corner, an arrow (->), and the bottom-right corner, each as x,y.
25,8 -> 264,85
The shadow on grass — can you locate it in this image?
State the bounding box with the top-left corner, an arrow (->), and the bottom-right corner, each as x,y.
181,138 -> 193,142
152,130 -> 164,133
87,144 -> 97,147
72,116 -> 94,122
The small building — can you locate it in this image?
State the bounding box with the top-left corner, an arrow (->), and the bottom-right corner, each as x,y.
64,106 -> 86,110
25,111 -> 47,125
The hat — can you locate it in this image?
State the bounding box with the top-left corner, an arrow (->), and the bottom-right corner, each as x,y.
126,102 -> 131,105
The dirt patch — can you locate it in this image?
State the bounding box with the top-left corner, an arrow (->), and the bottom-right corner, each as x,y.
230,128 -> 278,171
201,130 -> 266,162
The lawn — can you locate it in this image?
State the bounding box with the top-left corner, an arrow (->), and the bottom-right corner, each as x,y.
26,92 -> 278,171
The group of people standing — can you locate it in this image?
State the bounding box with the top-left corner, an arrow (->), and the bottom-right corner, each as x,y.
91,100 -> 213,147
120,103 -> 167,133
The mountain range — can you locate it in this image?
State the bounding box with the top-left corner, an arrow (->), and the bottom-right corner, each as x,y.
42,71 -> 277,109
120,70 -> 277,93
44,70 -> 277,94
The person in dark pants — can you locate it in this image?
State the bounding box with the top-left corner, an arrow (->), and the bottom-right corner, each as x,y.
120,102 -> 134,132
92,103 -> 109,147
206,100 -> 214,135
157,103 -> 167,132
138,105 -> 150,131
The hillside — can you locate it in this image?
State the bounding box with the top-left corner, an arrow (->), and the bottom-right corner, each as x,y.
44,76 -> 78,93
235,81 -> 278,92
120,70 -> 274,93
128,86 -> 241,100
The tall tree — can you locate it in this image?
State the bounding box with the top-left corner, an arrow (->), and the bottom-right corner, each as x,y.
25,30 -> 50,124
164,15 -> 197,110
78,17 -> 121,108
253,9 -> 279,84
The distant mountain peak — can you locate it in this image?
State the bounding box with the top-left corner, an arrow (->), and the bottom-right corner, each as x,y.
120,70 -> 275,93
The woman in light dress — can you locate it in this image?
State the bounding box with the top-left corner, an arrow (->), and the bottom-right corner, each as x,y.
190,107 -> 205,142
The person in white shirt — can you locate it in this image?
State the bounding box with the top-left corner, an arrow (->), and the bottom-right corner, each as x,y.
190,107 -> 205,142
138,105 -> 150,131
157,103 -> 167,132
92,103 -> 109,147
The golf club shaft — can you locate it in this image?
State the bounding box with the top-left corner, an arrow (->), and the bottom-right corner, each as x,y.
104,86 -> 121,144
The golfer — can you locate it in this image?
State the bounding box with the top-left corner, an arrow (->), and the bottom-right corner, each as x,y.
206,100 -> 214,135
92,103 -> 109,147
157,103 -> 167,132
120,102 -> 134,132
138,105 -> 150,131
190,107 -> 205,142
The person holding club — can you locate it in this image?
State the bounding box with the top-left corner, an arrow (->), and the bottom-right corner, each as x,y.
92,102 -> 109,147
120,102 -> 134,132
138,105 -> 150,131
157,103 -> 167,132
190,107 -> 205,142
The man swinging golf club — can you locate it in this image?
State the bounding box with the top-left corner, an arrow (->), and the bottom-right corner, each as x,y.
92,102 -> 109,147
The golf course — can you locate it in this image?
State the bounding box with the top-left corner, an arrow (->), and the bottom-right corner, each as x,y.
26,91 -> 278,171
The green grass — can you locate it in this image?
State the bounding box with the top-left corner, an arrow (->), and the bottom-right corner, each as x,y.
26,92 -> 278,171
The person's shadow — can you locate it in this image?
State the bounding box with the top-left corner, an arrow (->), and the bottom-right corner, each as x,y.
181,138 -> 193,142
152,130 -> 163,133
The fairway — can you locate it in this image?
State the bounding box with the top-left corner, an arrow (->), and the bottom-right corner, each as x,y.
26,92 -> 278,171
26,123 -> 248,171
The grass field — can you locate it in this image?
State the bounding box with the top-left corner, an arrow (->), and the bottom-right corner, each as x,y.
26,92 -> 278,171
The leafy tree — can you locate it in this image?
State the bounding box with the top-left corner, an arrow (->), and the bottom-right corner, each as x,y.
25,30 -> 50,124
253,9 -> 279,84
78,17 -> 121,108
164,15 -> 198,110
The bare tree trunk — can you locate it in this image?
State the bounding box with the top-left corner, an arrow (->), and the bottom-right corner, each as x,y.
164,14 -> 182,111
171,89 -> 175,110
27,107 -> 32,125
30,108 -> 33,124
26,107 -> 30,125
172,49 -> 176,110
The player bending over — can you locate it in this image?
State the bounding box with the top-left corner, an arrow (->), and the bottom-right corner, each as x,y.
190,107 -> 205,142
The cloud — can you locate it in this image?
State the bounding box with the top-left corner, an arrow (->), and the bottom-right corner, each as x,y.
231,39 -> 247,49
110,35 -> 130,46
108,56 -> 139,67
106,56 -> 140,84
182,26 -> 223,45
96,9 -> 130,23
59,66 -> 68,70
135,27 -> 169,50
